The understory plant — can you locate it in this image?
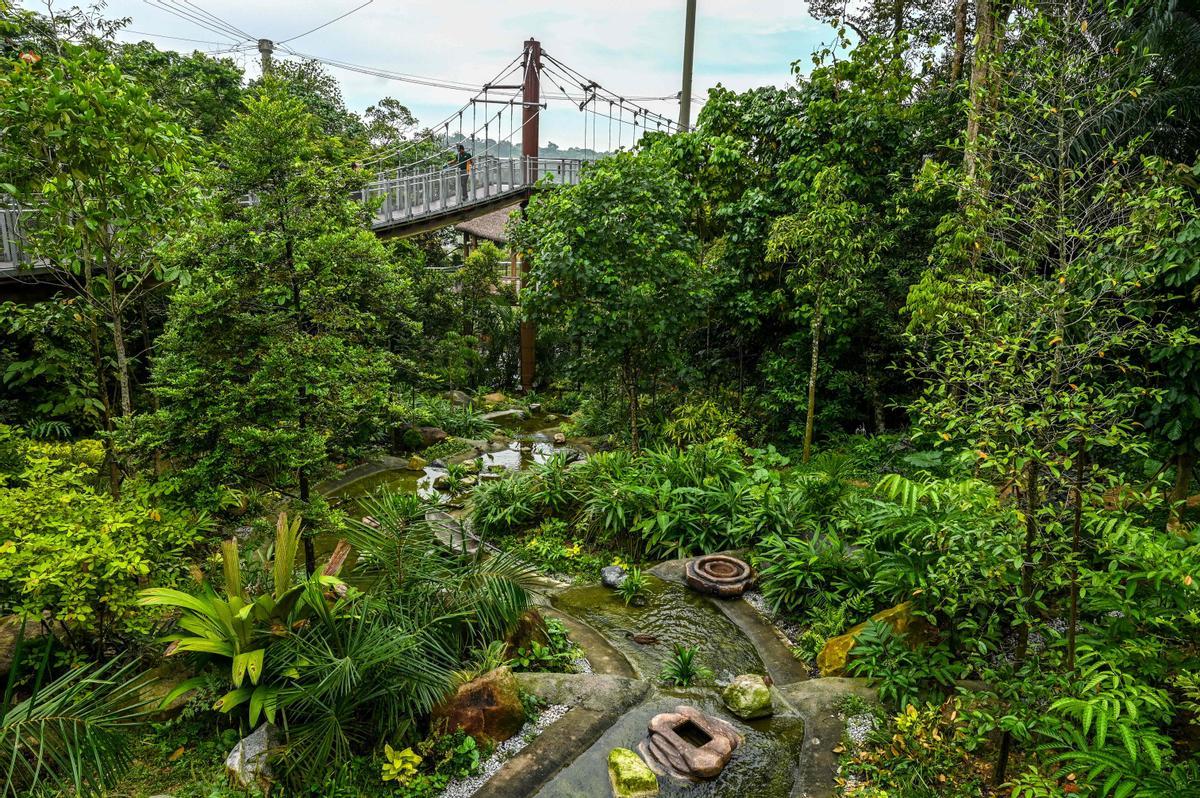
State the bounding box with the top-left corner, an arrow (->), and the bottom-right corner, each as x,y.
660,644 -> 714,687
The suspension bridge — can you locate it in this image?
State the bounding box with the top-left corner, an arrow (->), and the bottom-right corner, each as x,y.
1,38 -> 679,269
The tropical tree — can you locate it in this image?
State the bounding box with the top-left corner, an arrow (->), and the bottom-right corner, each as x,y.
132,81 -> 416,562
512,148 -> 704,450
0,34 -> 197,486
767,166 -> 877,462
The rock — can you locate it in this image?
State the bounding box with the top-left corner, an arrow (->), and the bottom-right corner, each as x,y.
504,609 -> 550,659
139,666 -> 196,721
721,674 -> 773,720
430,459 -> 447,468
414,426 -> 449,447
553,432 -> 567,445
407,455 -> 428,471
462,459 -> 481,474
608,748 -> 659,797
442,390 -> 472,406
461,474 -> 478,487
0,614 -> 49,675
433,473 -> 451,490
224,723 -> 278,791
483,392 -> 507,405
431,667 -> 526,745
817,601 -> 932,677
483,409 -> 526,423
487,463 -> 509,474
601,565 -> 628,588
529,402 -> 543,413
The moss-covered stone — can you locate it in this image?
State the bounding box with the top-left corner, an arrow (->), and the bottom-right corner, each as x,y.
721,673 -> 773,719
607,748 -> 658,797
817,601 -> 932,677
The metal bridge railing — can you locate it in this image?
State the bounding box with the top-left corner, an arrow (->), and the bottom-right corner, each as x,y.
362,155 -> 583,227
0,156 -> 586,270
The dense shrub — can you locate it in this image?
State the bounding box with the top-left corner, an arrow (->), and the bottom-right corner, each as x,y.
0,425 -> 210,645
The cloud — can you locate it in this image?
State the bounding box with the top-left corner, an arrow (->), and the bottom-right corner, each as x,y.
52,0 -> 831,145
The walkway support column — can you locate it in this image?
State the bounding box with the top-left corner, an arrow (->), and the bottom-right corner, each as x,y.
519,40 -> 541,393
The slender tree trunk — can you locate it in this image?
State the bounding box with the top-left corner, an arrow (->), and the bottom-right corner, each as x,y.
623,355 -> 640,454
104,263 -> 134,418
286,234 -> 317,577
803,306 -> 823,464
1168,451 -> 1195,533
88,314 -> 121,497
1066,446 -> 1086,670
866,355 -> 885,434
963,0 -> 994,184
951,0 -> 968,82
997,458 -> 1040,786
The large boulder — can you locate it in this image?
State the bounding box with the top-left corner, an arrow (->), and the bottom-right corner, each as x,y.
817,601 -> 932,677
504,609 -> 550,659
442,390 -> 472,407
721,674 -> 773,720
224,723 -> 278,791
608,748 -> 658,798
431,666 -> 525,745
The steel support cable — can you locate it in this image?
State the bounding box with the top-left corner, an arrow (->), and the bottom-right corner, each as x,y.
539,62 -> 675,134
143,0 -> 249,43
279,0 -> 373,44
176,0 -> 254,40
540,51 -> 678,132
358,57 -> 524,166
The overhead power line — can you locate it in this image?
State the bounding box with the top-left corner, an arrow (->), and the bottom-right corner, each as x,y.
279,1 -> 374,44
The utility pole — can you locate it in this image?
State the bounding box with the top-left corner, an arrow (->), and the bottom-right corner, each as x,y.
519,38 -> 542,393
678,0 -> 697,130
258,38 -> 274,75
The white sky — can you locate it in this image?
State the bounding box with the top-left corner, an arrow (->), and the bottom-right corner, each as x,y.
29,0 -> 833,147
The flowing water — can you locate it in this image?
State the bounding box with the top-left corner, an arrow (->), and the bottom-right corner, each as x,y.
552,576 -> 765,683
531,689 -> 805,798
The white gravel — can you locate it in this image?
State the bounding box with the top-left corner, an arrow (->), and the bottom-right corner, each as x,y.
743,590 -> 804,646
844,713 -> 876,749
439,704 -> 570,798
572,656 -> 593,674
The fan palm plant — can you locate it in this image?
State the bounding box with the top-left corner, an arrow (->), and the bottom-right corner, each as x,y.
1,635 -> 157,798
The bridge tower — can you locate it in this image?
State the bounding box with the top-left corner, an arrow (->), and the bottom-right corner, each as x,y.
519,38 -> 542,393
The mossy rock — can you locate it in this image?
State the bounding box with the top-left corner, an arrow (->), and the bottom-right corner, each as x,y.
607,748 -> 658,797
816,601 -> 933,677
721,674 -> 773,720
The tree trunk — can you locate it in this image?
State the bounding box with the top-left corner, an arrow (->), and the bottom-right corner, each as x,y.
803,306 -> 823,464
623,356 -> 641,454
1016,459 -> 1038,661
866,355 -> 885,434
964,0 -> 1011,187
105,264 -> 134,418
286,234 -> 317,577
950,0 -> 968,81
1067,447 -> 1086,671
1168,451 -> 1195,533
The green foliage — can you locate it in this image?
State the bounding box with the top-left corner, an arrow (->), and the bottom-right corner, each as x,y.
659,644 -> 714,687
513,148 -> 705,449
617,567 -> 648,606
839,699 -> 993,797
1,645 -> 159,798
0,426 -> 208,644
509,618 -> 583,673
469,472 -> 541,538
395,397 -> 496,439
845,621 -> 961,710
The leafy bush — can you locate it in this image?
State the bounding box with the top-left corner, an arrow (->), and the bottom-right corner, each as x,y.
396,396 -> 496,439
754,530 -> 871,614
469,472 -> 540,538
617,566 -> 648,606
510,618 -> 583,672
845,620 -> 962,710
0,426 -> 210,645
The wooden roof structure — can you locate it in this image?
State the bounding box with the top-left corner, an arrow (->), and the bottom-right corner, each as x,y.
454,202 -> 523,244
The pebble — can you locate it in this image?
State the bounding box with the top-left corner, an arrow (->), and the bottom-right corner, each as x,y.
439,704 -> 570,798
743,590 -> 803,647
572,656 -> 593,674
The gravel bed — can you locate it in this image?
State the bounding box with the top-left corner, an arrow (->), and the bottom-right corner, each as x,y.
440,703 -> 571,798
742,590 -> 804,646
572,656 -> 593,674
844,712 -> 876,749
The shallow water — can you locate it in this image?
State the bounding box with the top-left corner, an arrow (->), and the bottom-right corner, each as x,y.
551,577 -> 765,683
532,689 -> 804,798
